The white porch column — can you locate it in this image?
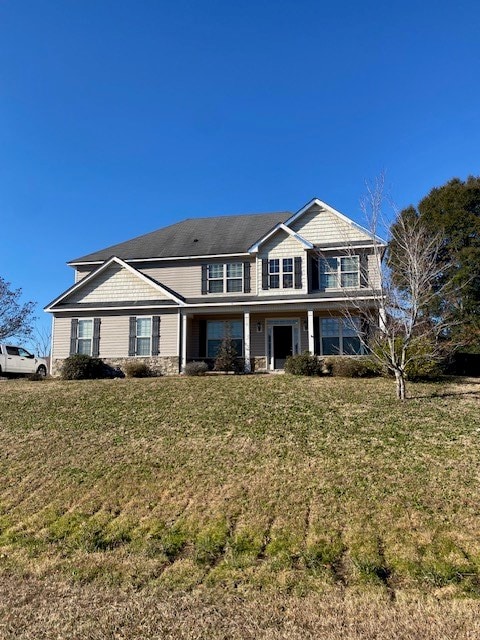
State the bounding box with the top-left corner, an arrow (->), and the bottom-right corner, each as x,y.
308,309 -> 315,354
244,312 -> 251,373
181,312 -> 188,373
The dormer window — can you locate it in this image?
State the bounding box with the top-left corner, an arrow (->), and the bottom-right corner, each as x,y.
320,256 -> 359,289
268,258 -> 294,289
267,258 -> 295,289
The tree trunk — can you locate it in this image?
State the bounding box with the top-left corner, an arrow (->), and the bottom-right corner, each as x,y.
394,371 -> 407,401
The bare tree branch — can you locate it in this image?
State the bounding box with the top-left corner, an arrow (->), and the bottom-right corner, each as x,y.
0,277 -> 36,342
315,174 -> 459,400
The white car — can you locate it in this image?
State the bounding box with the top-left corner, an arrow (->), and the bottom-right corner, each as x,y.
0,344 -> 48,377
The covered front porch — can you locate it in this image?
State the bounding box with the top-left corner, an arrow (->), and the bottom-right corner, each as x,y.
179,307 -> 366,372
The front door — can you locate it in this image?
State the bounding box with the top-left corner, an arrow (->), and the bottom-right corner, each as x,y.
273,325 -> 293,369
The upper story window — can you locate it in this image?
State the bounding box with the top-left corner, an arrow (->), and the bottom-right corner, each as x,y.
207,262 -> 243,293
262,257 -> 301,290
320,256 -> 359,289
77,319 -> 93,355
268,258 -> 294,289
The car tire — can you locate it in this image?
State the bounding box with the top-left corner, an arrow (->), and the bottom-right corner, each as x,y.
36,365 -> 47,377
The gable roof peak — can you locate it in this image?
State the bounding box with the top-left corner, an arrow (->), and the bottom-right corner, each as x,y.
45,255 -> 184,311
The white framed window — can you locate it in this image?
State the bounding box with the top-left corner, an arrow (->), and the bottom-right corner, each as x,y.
206,319 -> 243,358
77,319 -> 93,355
319,317 -> 363,355
319,256 -> 359,289
207,263 -> 243,293
136,317 -> 152,356
268,258 -> 294,289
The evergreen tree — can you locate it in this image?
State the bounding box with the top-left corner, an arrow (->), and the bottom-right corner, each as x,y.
391,176 -> 480,348
214,334 -> 239,373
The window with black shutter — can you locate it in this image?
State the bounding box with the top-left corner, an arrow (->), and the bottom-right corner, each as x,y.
294,257 -> 302,289
92,318 -> 101,357
243,262 -> 251,293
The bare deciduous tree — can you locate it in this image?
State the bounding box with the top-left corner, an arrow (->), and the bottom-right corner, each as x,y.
27,322 -> 52,357
0,276 -> 35,342
318,175 -> 454,400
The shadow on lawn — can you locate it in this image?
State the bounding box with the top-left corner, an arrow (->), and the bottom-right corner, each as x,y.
411,377 -> 480,400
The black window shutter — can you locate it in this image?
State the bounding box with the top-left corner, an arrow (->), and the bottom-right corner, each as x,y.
151,315 -> 161,356
129,317 -> 137,356
69,319 -> 79,355
92,318 -> 101,357
310,255 -> 319,291
262,259 -> 269,290
199,319 -> 207,358
243,262 -> 251,293
360,253 -> 369,288
294,257 -> 302,289
201,264 -> 208,295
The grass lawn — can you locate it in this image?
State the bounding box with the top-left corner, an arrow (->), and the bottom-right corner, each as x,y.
1,374 -> 480,638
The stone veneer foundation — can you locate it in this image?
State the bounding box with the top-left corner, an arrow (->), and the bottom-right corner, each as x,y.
51,356 -> 180,377
51,356 -> 270,377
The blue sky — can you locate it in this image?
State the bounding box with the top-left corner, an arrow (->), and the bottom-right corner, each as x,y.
1,1 -> 479,339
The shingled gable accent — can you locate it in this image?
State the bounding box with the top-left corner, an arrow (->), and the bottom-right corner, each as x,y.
248,198 -> 379,253
45,256 -> 184,311
285,198 -> 381,243
247,223 -> 313,254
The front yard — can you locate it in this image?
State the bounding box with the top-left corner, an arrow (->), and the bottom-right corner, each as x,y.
0,375 -> 479,637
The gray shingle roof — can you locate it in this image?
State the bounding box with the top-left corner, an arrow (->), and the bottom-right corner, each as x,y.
69,212 -> 292,263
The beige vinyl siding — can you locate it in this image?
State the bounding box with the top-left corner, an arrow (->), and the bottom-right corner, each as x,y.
367,253 -> 381,288
257,231 -> 306,296
52,316 -> 73,359
52,311 -> 179,360
69,263 -> 171,303
157,311 -> 179,357
300,322 -> 309,352
141,258 -> 257,298
290,204 -> 370,244
141,263 -> 202,298
75,266 -> 96,283
95,316 -> 130,356
249,314 -> 265,357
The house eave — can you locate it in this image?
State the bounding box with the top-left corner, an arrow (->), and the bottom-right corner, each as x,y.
67,252 -> 252,267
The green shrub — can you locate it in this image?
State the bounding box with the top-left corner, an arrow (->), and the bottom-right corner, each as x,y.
372,336 -> 444,381
285,352 -> 324,376
402,337 -> 444,381
324,356 -> 381,378
124,361 -> 152,378
184,361 -> 209,376
61,355 -> 107,380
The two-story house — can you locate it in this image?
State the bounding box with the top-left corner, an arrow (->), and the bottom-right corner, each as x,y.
45,198 -> 382,375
